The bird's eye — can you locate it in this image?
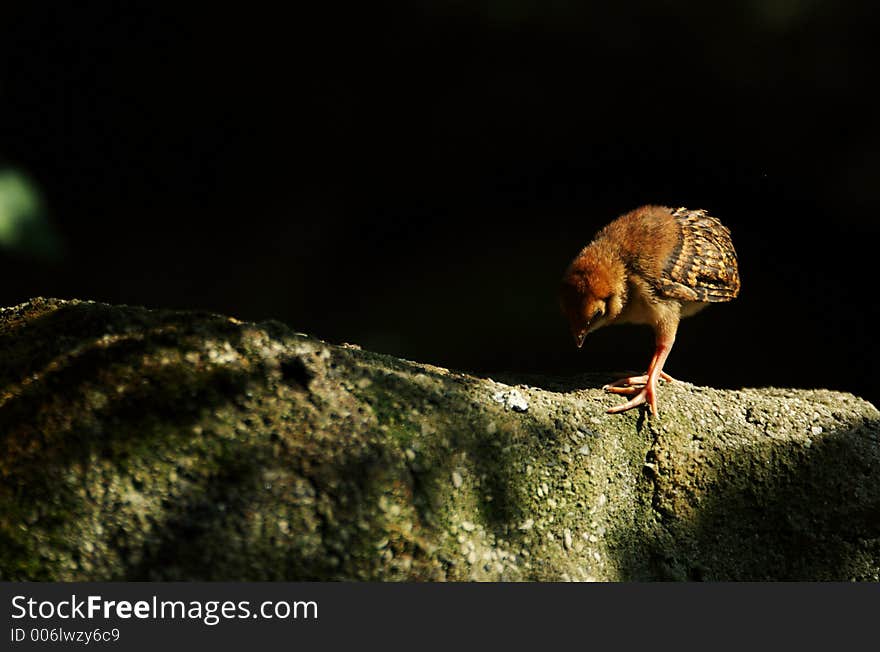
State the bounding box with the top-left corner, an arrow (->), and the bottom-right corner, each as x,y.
591,309 -> 602,323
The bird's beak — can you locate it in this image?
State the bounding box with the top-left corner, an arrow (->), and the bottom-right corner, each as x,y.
575,332 -> 586,349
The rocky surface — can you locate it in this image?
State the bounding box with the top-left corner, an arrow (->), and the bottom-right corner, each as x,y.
1,298 -> 878,581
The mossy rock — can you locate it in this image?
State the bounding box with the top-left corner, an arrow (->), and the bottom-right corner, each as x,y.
1,298 -> 878,580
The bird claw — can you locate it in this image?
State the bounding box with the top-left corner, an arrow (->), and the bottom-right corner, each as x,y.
603,371 -> 675,391
605,384 -> 659,416
602,370 -> 673,415
604,385 -> 643,396
603,375 -> 648,391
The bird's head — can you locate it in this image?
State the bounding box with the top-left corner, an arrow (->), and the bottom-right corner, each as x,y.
560,246 -> 627,348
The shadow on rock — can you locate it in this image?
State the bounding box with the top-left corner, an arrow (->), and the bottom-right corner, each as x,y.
611,419 -> 880,581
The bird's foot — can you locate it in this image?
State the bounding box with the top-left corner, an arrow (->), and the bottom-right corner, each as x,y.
602,371 -> 675,391
605,379 -> 659,416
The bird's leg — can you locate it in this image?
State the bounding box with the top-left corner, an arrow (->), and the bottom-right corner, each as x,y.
606,334 -> 676,416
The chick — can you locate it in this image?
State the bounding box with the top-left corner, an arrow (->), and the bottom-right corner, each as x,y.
560,205 -> 740,416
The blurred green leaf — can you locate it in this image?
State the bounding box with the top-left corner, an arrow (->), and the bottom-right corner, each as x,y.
0,169 -> 64,261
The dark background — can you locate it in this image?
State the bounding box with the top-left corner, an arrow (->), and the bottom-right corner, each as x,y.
1,2 -> 878,405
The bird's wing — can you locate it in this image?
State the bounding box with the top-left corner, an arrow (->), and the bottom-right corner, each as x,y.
657,208 -> 740,303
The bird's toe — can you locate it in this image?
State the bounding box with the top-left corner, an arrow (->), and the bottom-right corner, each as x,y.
604,385 -> 643,396
605,388 -> 648,414
604,374 -> 649,390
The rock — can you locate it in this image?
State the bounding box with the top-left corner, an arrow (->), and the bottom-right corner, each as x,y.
492,389 -> 529,412
0,298 -> 879,581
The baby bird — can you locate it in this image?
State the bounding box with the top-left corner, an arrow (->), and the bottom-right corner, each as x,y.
560,205 -> 740,416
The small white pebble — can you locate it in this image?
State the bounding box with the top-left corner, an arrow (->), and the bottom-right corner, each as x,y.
492,389 -> 529,412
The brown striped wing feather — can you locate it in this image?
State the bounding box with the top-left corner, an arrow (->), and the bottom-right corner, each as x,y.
658,208 -> 740,303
